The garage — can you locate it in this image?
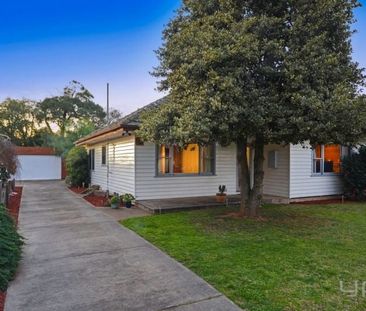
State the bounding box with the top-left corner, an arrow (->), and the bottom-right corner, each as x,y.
15,147 -> 62,181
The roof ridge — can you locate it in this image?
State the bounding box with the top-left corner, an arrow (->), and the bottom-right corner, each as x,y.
75,96 -> 168,145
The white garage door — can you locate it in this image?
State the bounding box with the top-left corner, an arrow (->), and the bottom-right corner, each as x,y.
16,155 -> 62,181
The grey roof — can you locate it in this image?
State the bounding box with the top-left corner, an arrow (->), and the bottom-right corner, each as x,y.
76,96 -> 167,145
118,96 -> 167,127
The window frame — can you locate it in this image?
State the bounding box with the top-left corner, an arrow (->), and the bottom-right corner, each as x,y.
312,144 -> 342,176
89,149 -> 95,171
155,144 -> 216,177
101,146 -> 107,166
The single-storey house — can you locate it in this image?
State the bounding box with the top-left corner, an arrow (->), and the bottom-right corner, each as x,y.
76,98 -> 347,203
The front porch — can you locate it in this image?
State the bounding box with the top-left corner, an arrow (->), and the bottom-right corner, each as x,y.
137,194 -> 290,214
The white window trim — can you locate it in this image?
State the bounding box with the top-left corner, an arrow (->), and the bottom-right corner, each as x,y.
101,145 -> 107,166
312,145 -> 342,176
156,144 -> 216,177
90,149 -> 95,171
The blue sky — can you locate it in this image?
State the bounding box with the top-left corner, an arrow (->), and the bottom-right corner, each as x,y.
0,1 -> 365,115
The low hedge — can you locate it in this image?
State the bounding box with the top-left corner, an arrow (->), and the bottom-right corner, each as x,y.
0,204 -> 23,291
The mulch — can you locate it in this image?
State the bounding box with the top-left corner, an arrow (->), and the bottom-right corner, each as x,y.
69,186 -> 87,194
7,187 -> 23,226
1,186 -> 23,311
68,186 -> 109,207
83,194 -> 109,207
0,292 -> 5,311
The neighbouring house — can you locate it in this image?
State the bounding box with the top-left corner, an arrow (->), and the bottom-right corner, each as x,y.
15,147 -> 63,181
76,98 -> 347,203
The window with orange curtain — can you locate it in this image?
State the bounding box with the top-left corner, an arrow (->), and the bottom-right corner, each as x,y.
312,144 -> 342,174
324,145 -> 341,173
157,144 -> 215,175
174,144 -> 199,174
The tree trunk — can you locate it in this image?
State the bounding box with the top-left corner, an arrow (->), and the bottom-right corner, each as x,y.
45,121 -> 53,134
247,138 -> 265,217
236,139 -> 250,216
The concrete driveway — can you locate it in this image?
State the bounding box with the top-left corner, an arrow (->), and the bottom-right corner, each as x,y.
5,181 -> 241,311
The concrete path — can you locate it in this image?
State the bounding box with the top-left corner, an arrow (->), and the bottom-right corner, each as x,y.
5,181 -> 241,311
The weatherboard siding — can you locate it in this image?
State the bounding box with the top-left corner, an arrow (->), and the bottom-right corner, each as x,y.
289,144 -> 343,198
135,142 -> 237,200
263,144 -> 290,198
89,136 -> 135,195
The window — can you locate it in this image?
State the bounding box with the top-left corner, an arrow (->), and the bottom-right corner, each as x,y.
157,144 -> 215,176
200,144 -> 215,174
268,150 -> 278,169
89,149 -> 95,171
101,146 -> 107,165
312,144 -> 341,174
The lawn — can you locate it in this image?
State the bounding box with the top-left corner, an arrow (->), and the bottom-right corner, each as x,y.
122,203 -> 366,311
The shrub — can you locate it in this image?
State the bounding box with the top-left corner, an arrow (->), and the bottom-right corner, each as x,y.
0,137 -> 18,183
342,146 -> 366,200
110,195 -> 119,204
121,193 -> 135,203
0,204 -> 23,291
65,146 -> 89,187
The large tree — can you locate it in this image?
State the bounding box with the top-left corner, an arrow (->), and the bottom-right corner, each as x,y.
138,0 -> 366,217
0,99 -> 39,146
36,81 -> 106,137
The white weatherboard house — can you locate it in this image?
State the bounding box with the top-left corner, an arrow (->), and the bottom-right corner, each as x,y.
76,98 -> 346,203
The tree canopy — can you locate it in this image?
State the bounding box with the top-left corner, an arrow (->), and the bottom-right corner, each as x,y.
0,99 -> 39,146
36,81 -> 106,137
0,81 -> 120,156
139,0 -> 366,217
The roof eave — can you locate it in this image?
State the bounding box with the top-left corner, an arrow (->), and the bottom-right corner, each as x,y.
75,123 -> 138,146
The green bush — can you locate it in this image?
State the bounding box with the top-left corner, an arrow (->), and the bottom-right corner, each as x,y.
65,146 -> 90,187
342,146 -> 366,200
0,204 -> 23,291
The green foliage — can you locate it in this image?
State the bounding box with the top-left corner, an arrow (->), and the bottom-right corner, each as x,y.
0,98 -> 39,146
0,204 -> 23,292
140,0 -> 365,147
121,193 -> 135,203
123,203 -> 366,310
342,146 -> 366,199
0,81 -> 109,151
47,120 -> 96,156
110,195 -> 120,204
138,0 -> 366,214
36,81 -> 106,137
65,146 -> 89,187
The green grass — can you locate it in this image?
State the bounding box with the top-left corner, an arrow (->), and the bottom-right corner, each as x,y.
122,203 -> 366,311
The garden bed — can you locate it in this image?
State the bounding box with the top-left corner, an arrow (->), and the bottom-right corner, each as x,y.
69,186 -> 87,194
84,194 -> 109,207
0,292 -> 5,311
1,186 -> 23,311
7,187 -> 23,226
